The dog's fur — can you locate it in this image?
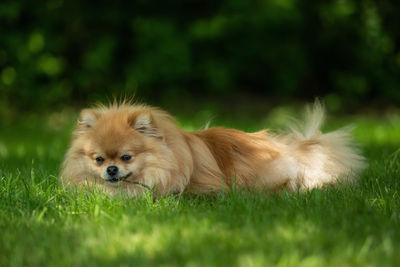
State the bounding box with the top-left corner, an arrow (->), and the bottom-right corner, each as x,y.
60,101 -> 366,196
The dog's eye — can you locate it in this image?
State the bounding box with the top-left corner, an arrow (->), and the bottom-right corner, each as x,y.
121,155 -> 132,162
95,156 -> 105,164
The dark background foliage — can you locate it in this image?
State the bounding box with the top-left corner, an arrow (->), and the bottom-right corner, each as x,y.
1,0 -> 400,114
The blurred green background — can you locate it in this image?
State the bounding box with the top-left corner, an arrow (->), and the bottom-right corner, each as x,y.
2,2 -> 400,265
1,0 -> 400,117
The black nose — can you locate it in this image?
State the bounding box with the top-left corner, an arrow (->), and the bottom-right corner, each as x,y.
106,165 -> 118,176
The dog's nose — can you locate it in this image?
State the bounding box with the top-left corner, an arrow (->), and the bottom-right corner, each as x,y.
106,165 -> 118,176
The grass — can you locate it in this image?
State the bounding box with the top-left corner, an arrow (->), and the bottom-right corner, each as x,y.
1,106 -> 400,266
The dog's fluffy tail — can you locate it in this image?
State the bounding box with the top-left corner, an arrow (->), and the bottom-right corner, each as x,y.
275,101 -> 367,190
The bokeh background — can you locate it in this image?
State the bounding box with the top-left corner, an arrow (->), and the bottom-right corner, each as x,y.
1,2 -> 400,265
1,0 -> 400,118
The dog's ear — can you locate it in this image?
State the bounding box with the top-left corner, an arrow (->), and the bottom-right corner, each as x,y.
130,112 -> 162,139
76,109 -> 100,135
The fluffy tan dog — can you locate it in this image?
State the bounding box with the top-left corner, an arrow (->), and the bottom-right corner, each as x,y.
60,100 -> 366,196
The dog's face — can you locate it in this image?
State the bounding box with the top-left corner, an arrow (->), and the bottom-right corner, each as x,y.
62,104 -> 191,195
75,108 -> 164,186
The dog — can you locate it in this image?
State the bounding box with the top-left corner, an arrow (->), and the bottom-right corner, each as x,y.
60,100 -> 366,196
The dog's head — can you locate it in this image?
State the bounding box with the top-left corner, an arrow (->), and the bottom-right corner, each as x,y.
73,106 -> 167,186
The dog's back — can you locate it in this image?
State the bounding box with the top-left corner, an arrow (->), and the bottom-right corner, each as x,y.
184,101 -> 366,192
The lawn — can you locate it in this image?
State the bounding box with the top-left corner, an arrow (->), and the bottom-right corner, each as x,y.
1,106 -> 400,266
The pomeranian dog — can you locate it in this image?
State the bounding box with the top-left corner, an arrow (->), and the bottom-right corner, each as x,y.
60,100 -> 366,196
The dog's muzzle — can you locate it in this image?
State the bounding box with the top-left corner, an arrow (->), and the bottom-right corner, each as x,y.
105,172 -> 132,184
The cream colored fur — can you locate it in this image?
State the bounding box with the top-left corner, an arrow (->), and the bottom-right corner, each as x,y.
60,101 -> 367,196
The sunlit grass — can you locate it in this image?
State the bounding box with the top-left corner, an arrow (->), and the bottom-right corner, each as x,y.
0,107 -> 400,266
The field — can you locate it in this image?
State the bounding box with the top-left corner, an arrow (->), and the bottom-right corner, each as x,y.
1,106 -> 400,266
